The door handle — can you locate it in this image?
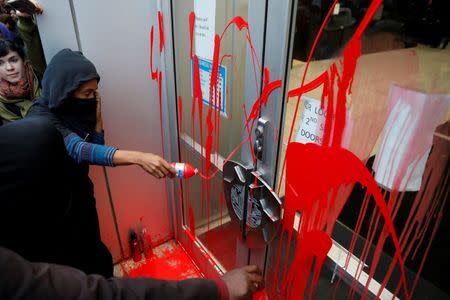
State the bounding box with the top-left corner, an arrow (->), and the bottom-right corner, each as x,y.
223,161 -> 282,248
253,118 -> 269,161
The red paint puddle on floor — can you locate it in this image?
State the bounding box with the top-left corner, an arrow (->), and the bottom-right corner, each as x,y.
126,241 -> 203,281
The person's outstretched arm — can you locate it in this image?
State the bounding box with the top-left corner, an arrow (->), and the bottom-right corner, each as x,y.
0,246 -> 226,300
63,134 -> 175,179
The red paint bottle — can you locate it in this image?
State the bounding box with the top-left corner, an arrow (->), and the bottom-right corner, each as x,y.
171,162 -> 198,179
129,229 -> 142,262
141,227 -> 154,259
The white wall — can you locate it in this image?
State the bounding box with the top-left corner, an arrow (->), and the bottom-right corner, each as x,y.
35,0 -> 78,62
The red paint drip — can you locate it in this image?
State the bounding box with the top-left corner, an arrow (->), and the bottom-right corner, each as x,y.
220,15 -> 261,97
275,143 -> 409,299
243,104 -> 257,164
157,11 -> 165,54
205,108 -> 213,229
277,0 -> 339,193
206,35 -> 220,178
220,16 -> 249,38
244,80 -> 282,127
264,67 -> 270,87
189,12 -> 195,59
253,289 -> 267,300
273,1 -> 413,298
191,55 -> 205,215
278,0 -> 385,189
149,25 -> 158,80
150,18 -> 165,159
211,40 -> 222,169
178,96 -> 183,132
198,136 -> 250,180
196,79 -> 281,180
193,55 -> 204,162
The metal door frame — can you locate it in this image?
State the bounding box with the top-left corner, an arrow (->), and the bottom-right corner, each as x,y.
247,0 -> 296,271
162,0 -> 295,278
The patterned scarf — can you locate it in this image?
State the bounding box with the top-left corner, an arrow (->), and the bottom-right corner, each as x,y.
0,62 -> 35,100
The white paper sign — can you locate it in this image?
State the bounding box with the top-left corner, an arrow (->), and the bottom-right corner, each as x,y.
295,96 -> 353,147
194,0 -> 216,60
296,96 -> 326,145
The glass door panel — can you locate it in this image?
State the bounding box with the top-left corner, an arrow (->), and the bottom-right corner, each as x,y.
269,0 -> 450,299
172,0 -> 256,272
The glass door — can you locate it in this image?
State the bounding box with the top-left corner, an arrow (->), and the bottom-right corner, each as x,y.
170,0 -> 279,277
265,0 -> 450,299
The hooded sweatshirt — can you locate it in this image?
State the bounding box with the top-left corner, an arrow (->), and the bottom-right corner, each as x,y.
27,49 -> 116,166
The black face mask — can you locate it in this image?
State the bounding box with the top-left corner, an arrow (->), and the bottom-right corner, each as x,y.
56,97 -> 97,138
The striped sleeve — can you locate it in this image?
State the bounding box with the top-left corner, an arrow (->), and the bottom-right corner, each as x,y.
64,133 -> 117,166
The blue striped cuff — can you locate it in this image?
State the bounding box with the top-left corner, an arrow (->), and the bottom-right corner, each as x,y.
64,133 -> 117,166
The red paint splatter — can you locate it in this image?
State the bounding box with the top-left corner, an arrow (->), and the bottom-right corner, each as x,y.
206,105 -> 213,230
178,96 -> 183,132
149,25 -> 158,80
157,11 -> 165,54
196,80 -> 282,180
220,15 -> 261,77
253,289 -> 267,300
276,143 -> 409,299
191,55 -> 206,214
175,5 -> 448,300
263,67 -> 270,87
205,34 -> 220,181
127,242 -> 202,280
277,0 -> 339,193
189,12 -> 195,59
186,12 -> 274,184
149,15 -> 166,162
220,16 -> 249,37
243,104 -> 257,164
274,0 -> 414,299
245,80 -> 282,125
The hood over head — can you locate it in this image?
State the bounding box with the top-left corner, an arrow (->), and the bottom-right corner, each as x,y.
36,48 -> 100,109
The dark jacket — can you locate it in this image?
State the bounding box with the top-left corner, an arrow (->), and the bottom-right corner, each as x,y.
0,116 -> 113,277
25,49 -> 115,277
0,246 -> 224,300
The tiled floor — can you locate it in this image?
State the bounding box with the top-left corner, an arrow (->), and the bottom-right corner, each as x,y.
114,240 -> 204,280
